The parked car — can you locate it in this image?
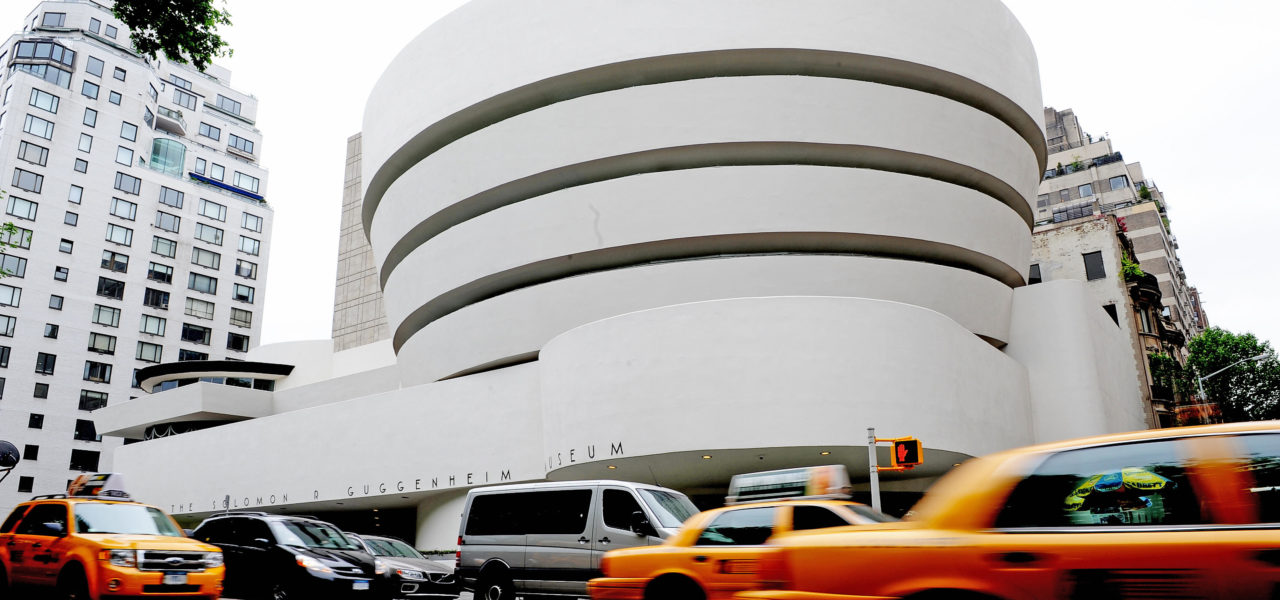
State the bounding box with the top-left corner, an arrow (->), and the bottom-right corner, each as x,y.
458,480 -> 700,599
191,512 -> 383,599
735,421 -> 1280,600
347,532 -> 458,599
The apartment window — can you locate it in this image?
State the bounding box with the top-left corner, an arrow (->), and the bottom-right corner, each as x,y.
194,158 -> 206,175
43,323 -> 58,339
210,163 -> 225,181
228,134 -> 254,155
1139,308 -> 1153,334
0,315 -> 14,336
89,17 -> 101,32
1083,251 -> 1106,281
27,88 -> 59,114
78,133 -> 92,152
191,247 -> 220,269
136,341 -> 162,363
215,95 -> 241,116
188,273 -> 217,294
154,211 -> 180,233
173,88 -> 197,110
151,138 -> 187,177
120,121 -> 137,142
227,333 -> 250,352
12,63 -> 72,88
0,345 -> 8,366
169,74 -> 192,90
185,297 -> 215,319
17,476 -> 32,493
143,288 -> 169,310
79,390 -> 108,411
70,450 -> 101,473
1078,183 -> 1094,198
194,223 -> 223,245
233,172 -> 260,193
92,305 -> 120,327
23,114 -> 54,139
81,80 -> 99,100
109,197 -> 137,220
58,239 -> 72,253
86,56 -> 104,77
115,146 -> 133,166
144,107 -> 153,127
83,360 -> 111,383
41,12 -> 65,27
242,213 -> 263,233
139,314 -> 166,336
105,223 -> 133,246
147,262 -> 173,284
17,140 -> 49,166
23,445 -> 38,460
238,236 -> 260,256
0,254 -> 27,277
198,122 -> 221,140
87,332 -> 116,355
82,107 -> 96,127
107,90 -> 121,105
54,266 -> 68,281
199,199 -> 226,221
181,323 -> 212,345
151,236 -> 176,258
100,250 -> 128,273
6,196 -> 37,221
114,171 -> 141,195
235,259 -> 257,279
35,352 -> 55,375
232,284 -> 255,304
48,295 -> 62,310
1102,303 -> 1119,326
1,226 -> 32,248
113,67 -> 126,81
105,24 -> 118,38
158,186 -> 184,208
12,168 -> 43,193
73,158 -> 88,173
96,276 -> 125,299
65,211 -> 78,226
148,83 -> 157,101
28,414 -> 43,429
34,382 -> 49,398
230,307 -> 252,328
0,284 -> 19,307
1109,175 -> 1129,191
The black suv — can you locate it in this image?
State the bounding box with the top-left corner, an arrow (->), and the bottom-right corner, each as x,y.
191,512 -> 382,599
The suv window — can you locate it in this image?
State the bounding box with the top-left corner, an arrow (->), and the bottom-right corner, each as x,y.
1234,433 -> 1280,523
1,506 -> 29,532
995,438 -> 1205,528
696,507 -> 775,546
241,518 -> 273,544
193,517 -> 233,543
602,489 -> 643,531
16,503 -> 68,536
792,505 -> 852,531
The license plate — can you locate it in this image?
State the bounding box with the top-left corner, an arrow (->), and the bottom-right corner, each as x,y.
162,573 -> 188,585
352,580 -> 370,590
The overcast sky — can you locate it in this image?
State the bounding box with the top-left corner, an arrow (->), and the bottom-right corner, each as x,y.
4,1 -> 1278,349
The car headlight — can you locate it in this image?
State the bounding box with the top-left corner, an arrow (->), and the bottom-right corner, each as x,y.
100,549 -> 137,568
295,554 -> 332,574
203,552 -> 223,568
374,558 -> 387,575
396,568 -> 426,581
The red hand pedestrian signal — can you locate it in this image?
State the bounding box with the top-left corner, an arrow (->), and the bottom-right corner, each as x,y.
890,439 -> 922,468
897,444 -> 908,463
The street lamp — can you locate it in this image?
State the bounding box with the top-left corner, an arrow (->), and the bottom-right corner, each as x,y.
1195,351 -> 1275,420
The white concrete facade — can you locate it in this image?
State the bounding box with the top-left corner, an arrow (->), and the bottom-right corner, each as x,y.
107,0 -> 1143,549
0,1 -> 271,511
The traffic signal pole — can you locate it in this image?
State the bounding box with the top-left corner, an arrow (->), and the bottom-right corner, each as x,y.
867,427 -> 881,512
867,429 -> 923,513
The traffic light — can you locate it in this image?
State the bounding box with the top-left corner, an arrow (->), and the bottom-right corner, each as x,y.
890,438 -> 923,468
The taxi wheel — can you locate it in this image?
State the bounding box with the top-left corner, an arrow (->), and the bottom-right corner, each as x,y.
644,575 -> 705,600
56,565 -> 91,600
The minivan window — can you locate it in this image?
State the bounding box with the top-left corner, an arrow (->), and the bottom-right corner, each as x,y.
638,488 -> 698,528
526,489 -> 591,534
602,489 -> 644,531
466,493 -> 522,535
74,503 -> 181,536
271,520 -> 360,550
1233,433 -> 1279,523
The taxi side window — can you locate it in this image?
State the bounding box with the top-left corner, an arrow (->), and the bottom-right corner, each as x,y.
602,489 -> 643,531
696,507 -> 775,546
995,438 -> 1205,528
15,504 -> 68,536
792,505 -> 852,531
1,506 -> 29,533
1234,433 -> 1279,523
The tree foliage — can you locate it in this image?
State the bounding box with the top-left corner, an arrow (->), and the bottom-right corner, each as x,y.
113,0 -> 232,72
1187,327 -> 1280,422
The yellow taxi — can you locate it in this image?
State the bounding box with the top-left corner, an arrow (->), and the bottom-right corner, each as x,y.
736,421 -> 1280,600
589,466 -> 894,600
0,473 -> 225,599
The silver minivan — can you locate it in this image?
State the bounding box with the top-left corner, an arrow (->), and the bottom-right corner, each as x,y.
457,480 -> 699,599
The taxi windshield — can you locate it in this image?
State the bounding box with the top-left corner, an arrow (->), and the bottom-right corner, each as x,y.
272,521 -> 360,550
74,504 -> 182,536
638,489 -> 699,528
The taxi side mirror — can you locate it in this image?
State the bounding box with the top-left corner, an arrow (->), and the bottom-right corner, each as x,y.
629,511 -> 655,537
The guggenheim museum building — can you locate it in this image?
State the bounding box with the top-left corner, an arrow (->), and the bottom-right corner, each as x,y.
97,0 -> 1146,547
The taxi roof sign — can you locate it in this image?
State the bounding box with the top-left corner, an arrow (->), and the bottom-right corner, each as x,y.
68,473 -> 131,499
726,465 -> 851,504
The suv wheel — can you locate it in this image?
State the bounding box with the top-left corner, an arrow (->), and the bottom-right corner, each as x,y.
57,564 -> 91,600
270,582 -> 297,600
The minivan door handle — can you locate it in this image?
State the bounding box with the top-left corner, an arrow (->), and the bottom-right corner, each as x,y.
598,537 -> 611,545
577,536 -> 589,545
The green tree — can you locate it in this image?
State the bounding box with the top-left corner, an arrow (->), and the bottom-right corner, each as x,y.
1187,327 -> 1280,422
113,0 -> 233,72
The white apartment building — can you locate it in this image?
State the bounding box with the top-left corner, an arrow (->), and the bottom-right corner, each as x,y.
0,0 -> 271,510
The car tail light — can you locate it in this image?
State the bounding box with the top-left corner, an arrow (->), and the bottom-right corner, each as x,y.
755,549 -> 792,590
456,536 -> 462,567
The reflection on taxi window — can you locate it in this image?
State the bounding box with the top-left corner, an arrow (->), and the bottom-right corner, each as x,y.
1235,433 -> 1280,523
995,439 -> 1205,528
696,507 -> 775,546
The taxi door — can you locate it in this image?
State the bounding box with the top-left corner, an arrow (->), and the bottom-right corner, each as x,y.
1201,432 -> 1280,600
683,505 -> 780,599
8,503 -> 69,586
